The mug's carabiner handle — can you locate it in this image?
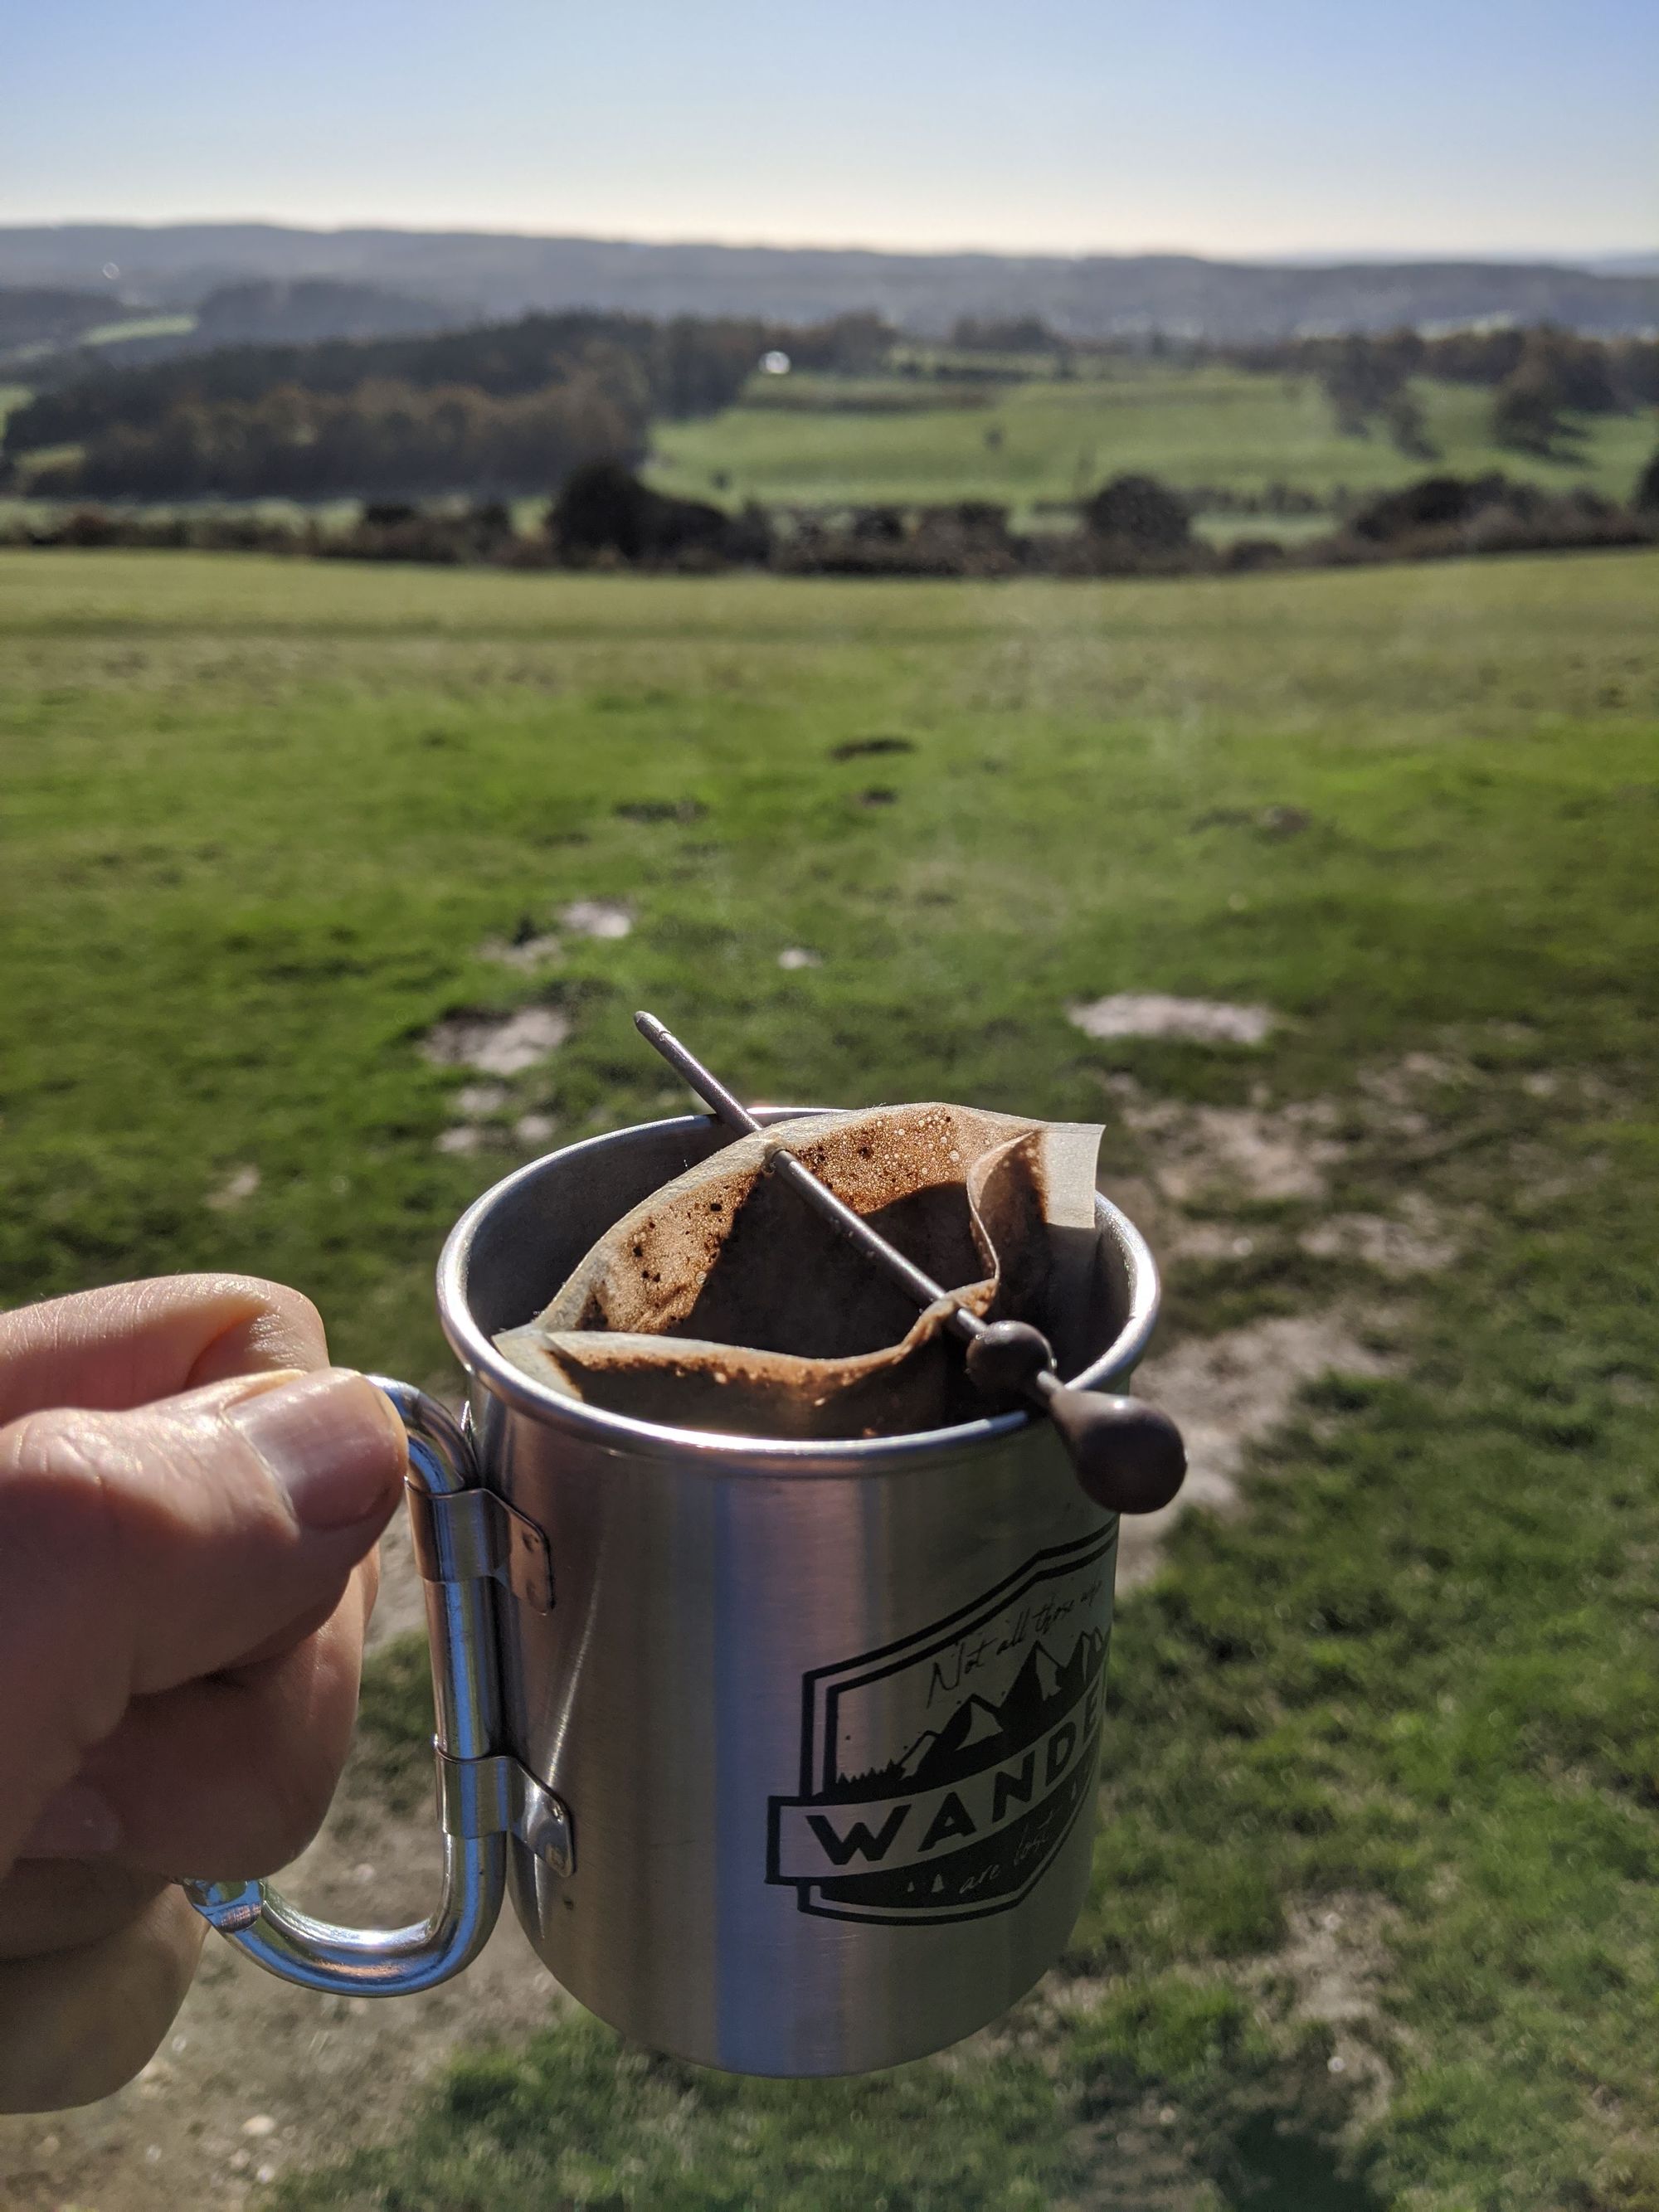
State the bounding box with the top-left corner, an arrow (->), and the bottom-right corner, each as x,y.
185,1381 -> 570,1996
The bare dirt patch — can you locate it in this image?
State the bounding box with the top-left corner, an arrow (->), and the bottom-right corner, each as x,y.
1119,1315 -> 1394,1592
425,1006 -> 569,1150
480,899 -> 630,972
1352,1050 -> 1472,1139
1070,994 -> 1277,1047
1117,1090 -> 1345,1204
421,1004 -> 569,1077
1094,1050 -> 1493,1587
452,1082 -> 508,1118
434,1124 -> 487,1155
1301,1194 -> 1462,1277
205,1164 -> 260,1211
557,897 -> 632,941
481,930 -> 562,971
1247,1894 -> 1400,2120
1099,1051 -> 1486,1233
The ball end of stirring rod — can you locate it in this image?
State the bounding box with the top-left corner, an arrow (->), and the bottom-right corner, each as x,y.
965,1318 -> 1056,1397
1041,1385 -> 1187,1516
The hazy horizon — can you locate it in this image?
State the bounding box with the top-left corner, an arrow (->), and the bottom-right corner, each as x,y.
7,0 -> 1656,263
5,216 -> 1653,270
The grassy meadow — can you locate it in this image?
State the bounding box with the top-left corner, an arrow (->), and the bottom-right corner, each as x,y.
647,362 -> 1657,523
2,547 -> 1657,2208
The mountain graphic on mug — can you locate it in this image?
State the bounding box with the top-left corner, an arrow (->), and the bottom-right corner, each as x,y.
767,1533 -> 1117,1925
828,1626 -> 1107,1801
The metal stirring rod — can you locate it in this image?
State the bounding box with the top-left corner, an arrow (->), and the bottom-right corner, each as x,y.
634,1010 -> 1185,1515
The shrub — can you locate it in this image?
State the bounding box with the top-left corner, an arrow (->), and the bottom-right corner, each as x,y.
1348,474 -> 1522,542
1330,472 -> 1650,565
1081,473 -> 1191,551
548,463 -> 768,568
1491,369 -> 1569,456
1220,537 -> 1289,571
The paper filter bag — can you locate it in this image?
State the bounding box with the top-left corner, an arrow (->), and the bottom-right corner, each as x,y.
495,1104 -> 1104,1440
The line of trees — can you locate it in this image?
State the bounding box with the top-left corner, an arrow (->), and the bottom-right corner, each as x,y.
1223,325 -> 1659,457
17,459 -> 1654,580
9,297 -> 1658,506
1,309 -> 897,457
0,285 -> 118,354
25,373 -> 644,500
950,317 -> 1659,459
2,307 -> 912,501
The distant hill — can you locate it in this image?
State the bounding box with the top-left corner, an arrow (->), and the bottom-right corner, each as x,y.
0,284 -> 118,362
0,275 -> 468,379
191,277 -> 465,347
3,225 -> 1657,339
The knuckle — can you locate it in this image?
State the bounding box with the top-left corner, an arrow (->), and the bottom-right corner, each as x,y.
0,1410 -> 129,1742
0,1409 -> 123,1565
213,1273 -> 321,1327
2,1403 -> 99,1474
183,1275 -> 328,1383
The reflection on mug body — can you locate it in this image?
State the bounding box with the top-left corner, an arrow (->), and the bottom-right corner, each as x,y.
190,1111 -> 1162,2078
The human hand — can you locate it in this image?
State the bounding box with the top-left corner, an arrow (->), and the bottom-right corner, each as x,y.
0,1275 -> 407,2111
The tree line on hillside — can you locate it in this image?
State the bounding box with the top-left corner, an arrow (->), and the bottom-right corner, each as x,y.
947,313 -> 1659,398
0,309 -> 901,502
0,285 -> 122,354
1229,325 -> 1659,461
7,300 -> 1657,504
14,455 -> 1657,578
2,309 -> 892,451
946,316 -> 1659,463
22,374 -> 645,501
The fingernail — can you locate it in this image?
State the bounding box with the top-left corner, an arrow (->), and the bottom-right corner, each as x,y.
22,1780 -> 124,1859
226,1367 -> 407,1530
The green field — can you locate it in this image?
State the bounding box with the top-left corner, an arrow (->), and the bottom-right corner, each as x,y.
7,357 -> 1652,537
647,363 -> 1657,522
75,311 -> 197,349
2,549 -> 1658,2208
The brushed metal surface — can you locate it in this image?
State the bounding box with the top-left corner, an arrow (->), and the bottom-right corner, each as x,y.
437,1110 -> 1157,2075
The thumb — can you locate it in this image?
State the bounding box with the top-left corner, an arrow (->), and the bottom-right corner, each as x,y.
0,1367 -> 406,1854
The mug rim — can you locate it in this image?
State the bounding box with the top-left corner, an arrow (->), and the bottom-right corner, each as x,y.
435,1108 -> 1161,1472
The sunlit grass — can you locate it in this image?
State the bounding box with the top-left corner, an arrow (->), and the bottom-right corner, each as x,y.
3,547 -> 1657,2207
648,365 -> 1656,516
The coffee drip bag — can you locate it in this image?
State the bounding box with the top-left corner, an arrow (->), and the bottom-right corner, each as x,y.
494,1105 -> 1105,1439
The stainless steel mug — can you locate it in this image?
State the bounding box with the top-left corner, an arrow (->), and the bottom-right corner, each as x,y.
188,1109 -> 1164,2075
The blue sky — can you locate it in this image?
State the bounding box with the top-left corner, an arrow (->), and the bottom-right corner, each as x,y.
5,0 -> 1655,256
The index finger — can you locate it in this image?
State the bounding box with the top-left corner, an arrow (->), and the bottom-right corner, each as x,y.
0,1276 -> 329,1424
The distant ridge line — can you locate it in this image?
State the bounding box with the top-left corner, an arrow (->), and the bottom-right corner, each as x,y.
2,223 -> 1656,339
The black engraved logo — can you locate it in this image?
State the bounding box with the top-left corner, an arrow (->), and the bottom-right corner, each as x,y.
766,1529 -> 1116,1924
